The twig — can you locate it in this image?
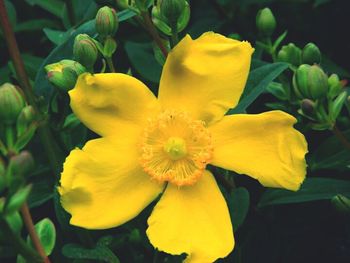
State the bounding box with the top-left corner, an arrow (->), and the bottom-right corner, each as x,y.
140,11 -> 168,57
20,203 -> 52,263
0,0 -> 64,177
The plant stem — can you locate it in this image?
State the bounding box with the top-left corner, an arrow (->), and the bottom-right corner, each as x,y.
0,217 -> 42,263
170,23 -> 179,48
140,11 -> 168,58
0,0 -> 64,177
20,203 -> 52,263
332,124 -> 350,150
106,57 -> 116,73
5,124 -> 15,150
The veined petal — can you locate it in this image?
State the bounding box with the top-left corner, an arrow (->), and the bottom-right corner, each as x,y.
59,136 -> 164,229
159,32 -> 254,125
147,170 -> 234,262
209,111 -> 308,191
69,73 -> 160,137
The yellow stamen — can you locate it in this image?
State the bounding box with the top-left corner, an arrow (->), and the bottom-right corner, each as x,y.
140,110 -> 213,186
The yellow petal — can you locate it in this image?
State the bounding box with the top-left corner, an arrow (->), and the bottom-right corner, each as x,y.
69,73 -> 159,137
59,136 -> 164,229
209,111 -> 308,191
159,32 -> 254,125
147,170 -> 234,262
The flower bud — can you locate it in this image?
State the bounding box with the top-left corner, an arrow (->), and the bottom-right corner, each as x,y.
293,64 -> 328,100
277,43 -> 302,66
8,151 -> 34,178
16,105 -> 36,137
45,60 -> 86,91
73,34 -> 98,69
302,42 -> 321,65
327,74 -> 342,99
95,6 -> 119,38
332,194 -> 350,214
103,36 -> 117,58
160,0 -> 187,26
256,7 -> 276,37
301,99 -> 315,115
0,83 -> 26,125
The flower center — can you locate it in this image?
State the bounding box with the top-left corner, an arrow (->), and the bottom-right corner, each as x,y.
140,110 -> 213,186
163,137 -> 187,160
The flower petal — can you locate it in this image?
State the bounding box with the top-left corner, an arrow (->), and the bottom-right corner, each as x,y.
159,32 -> 254,125
59,136 -> 164,229
69,73 -> 160,137
209,111 -> 308,191
147,170 -> 234,262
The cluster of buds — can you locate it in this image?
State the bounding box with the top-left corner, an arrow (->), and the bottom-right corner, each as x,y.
293,64 -> 348,130
277,42 -> 321,67
152,0 -> 190,36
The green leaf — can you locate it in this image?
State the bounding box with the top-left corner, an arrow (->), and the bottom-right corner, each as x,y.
228,62 -> 289,114
14,123 -> 38,152
258,178 -> 350,207
309,130 -> 350,171
43,28 -> 70,45
25,0 -> 64,18
227,187 -> 250,230
14,19 -> 58,33
28,218 -> 56,256
4,0 -> 17,27
124,41 -> 162,83
62,243 -> 120,263
5,185 -> 32,215
27,181 -> 54,208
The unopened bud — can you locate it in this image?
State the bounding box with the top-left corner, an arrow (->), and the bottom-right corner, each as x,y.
277,43 -> 302,67
45,60 -> 86,91
0,83 -> 26,125
103,36 -> 117,58
328,74 -> 342,99
301,99 -> 315,115
256,7 -> 276,37
8,151 -> 34,177
16,105 -> 36,137
95,6 -> 119,38
73,34 -> 98,69
293,64 -> 328,100
160,0 -> 187,26
302,43 -> 321,65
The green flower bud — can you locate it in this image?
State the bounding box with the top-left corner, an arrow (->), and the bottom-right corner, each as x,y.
45,60 -> 86,91
301,99 -> 315,115
152,1 -> 190,36
8,151 -> 35,178
293,64 -> 328,100
331,194 -> 350,214
328,74 -> 342,99
95,6 -> 119,38
0,83 -> 26,125
73,34 -> 98,69
256,7 -> 276,37
277,43 -> 302,66
302,42 -> 321,65
103,36 -> 117,58
160,0 -> 187,26
16,105 -> 36,137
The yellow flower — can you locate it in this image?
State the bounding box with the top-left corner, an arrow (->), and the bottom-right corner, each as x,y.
59,32 -> 307,262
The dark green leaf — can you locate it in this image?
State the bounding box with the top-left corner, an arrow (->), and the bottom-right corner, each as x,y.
5,185 -> 32,214
124,41 -> 162,83
4,0 -> 16,27
25,0 -> 64,18
14,19 -> 57,33
62,243 -> 120,263
228,62 -> 289,114
309,130 -> 350,171
227,187 -> 250,230
43,28 -> 70,45
28,218 -> 56,256
258,178 -> 350,207
28,181 -> 54,208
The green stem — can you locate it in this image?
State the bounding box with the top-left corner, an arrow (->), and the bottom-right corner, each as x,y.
5,125 -> 15,150
170,23 -> 179,48
0,0 -> 64,177
0,217 -> 42,263
106,57 -> 116,73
